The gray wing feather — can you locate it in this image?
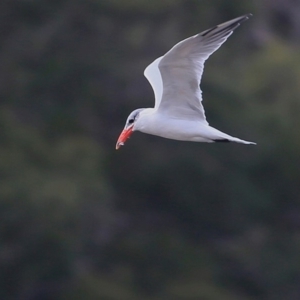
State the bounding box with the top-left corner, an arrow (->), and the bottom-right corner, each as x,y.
156,14 -> 252,123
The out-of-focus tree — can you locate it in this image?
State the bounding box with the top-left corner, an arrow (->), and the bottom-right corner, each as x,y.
1,1 -> 300,299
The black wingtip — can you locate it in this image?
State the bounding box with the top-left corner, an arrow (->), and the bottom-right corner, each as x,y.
201,13 -> 253,37
213,139 -> 230,143
234,13 -> 253,25
243,13 -> 253,20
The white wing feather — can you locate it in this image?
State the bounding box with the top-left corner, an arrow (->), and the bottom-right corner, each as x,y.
144,57 -> 163,109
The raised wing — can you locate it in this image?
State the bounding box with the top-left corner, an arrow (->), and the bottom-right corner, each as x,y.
156,14 -> 252,123
144,57 -> 163,109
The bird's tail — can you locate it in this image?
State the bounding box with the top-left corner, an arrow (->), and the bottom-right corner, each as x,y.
213,137 -> 256,145
206,126 -> 256,145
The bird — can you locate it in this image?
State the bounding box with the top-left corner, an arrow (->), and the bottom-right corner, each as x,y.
116,14 -> 256,150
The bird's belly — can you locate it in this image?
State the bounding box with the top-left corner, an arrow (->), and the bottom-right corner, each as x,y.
139,118 -> 212,143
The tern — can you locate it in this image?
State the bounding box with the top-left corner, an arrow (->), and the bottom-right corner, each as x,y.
116,14 -> 256,149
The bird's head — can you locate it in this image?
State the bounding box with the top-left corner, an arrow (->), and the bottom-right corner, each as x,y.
116,108 -> 145,150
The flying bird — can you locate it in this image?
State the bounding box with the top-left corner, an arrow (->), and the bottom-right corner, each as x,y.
116,14 -> 255,149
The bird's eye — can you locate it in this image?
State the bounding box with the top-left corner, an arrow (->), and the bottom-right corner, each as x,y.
128,119 -> 134,124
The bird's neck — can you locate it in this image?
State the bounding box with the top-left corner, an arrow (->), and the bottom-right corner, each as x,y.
134,108 -> 156,132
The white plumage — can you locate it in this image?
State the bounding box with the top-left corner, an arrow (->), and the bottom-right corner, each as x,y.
116,14 -> 256,149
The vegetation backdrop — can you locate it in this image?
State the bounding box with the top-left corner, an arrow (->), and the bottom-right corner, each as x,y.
1,0 -> 300,299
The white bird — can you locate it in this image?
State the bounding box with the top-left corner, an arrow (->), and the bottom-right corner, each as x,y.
116,14 -> 255,150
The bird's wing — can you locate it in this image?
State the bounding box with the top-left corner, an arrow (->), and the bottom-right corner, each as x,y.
144,56 -> 163,109
154,14 -> 252,124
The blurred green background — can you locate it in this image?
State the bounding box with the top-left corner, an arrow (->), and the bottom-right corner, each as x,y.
1,0 -> 300,299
